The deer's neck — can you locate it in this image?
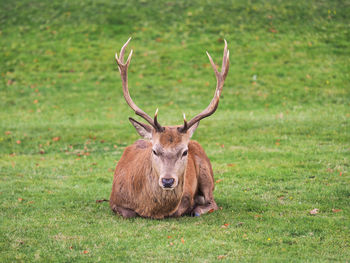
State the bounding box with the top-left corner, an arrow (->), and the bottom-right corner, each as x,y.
144,168 -> 184,217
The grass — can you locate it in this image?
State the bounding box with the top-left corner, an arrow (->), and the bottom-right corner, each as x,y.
1,0 -> 349,261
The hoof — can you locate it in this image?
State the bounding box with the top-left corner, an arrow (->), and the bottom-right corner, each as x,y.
193,212 -> 201,217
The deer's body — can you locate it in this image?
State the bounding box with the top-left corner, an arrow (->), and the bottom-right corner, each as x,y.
109,38 -> 229,219
110,137 -> 216,219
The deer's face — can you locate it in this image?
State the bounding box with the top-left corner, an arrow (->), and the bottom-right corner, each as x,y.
151,127 -> 190,189
129,119 -> 199,190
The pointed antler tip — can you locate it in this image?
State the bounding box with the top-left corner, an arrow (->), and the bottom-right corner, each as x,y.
179,112 -> 188,133
224,39 -> 228,51
126,49 -> 133,64
224,39 -> 228,50
121,38 -> 132,52
206,51 -> 213,60
153,108 -> 164,132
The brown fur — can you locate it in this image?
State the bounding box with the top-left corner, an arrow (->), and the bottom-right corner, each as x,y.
109,130 -> 218,219
158,127 -> 182,147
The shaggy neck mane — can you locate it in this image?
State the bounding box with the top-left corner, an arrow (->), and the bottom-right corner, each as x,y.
146,166 -> 185,215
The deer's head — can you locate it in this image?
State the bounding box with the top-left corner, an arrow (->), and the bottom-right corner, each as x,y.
115,38 -> 229,190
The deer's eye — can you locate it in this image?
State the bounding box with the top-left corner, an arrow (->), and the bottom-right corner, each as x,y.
152,150 -> 158,156
182,150 -> 188,157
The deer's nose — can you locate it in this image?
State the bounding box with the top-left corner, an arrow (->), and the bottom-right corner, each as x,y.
162,178 -> 175,188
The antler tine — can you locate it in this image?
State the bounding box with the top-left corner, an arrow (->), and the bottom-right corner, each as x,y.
115,38 -> 163,132
119,37 -> 131,62
182,113 -> 188,131
178,40 -> 230,133
154,108 -> 165,132
221,39 -> 228,74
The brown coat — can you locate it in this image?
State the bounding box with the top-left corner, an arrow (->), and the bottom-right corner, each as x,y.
109,139 -> 216,219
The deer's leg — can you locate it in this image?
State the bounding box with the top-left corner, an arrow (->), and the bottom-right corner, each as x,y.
112,205 -> 137,218
192,202 -> 218,216
194,195 -> 205,205
171,193 -> 194,217
192,162 -> 218,216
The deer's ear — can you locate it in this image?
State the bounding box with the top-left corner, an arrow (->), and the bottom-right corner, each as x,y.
129,118 -> 153,139
188,121 -> 200,138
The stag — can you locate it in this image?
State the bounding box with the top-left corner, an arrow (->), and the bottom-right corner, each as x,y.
110,38 -> 229,219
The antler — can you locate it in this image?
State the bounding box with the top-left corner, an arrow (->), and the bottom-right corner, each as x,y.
178,40 -> 229,133
115,38 -> 164,132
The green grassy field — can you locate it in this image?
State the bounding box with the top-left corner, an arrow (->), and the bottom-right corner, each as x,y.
1,0 -> 349,261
